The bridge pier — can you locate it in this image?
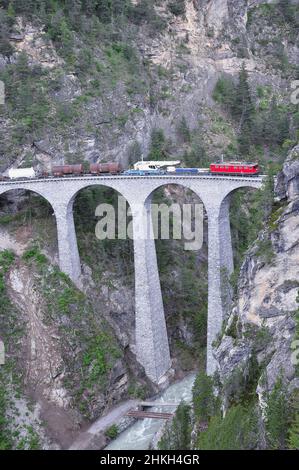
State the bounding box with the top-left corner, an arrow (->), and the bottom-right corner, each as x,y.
54,200 -> 82,286
131,198 -> 171,384
206,197 -> 234,376
0,176 -> 264,383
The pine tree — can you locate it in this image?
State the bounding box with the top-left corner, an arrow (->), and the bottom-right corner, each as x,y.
168,0 -> 186,17
7,2 -> 16,18
233,64 -> 254,122
288,389 -> 299,449
265,376 -> 290,449
192,371 -> 216,423
212,75 -> 235,109
148,128 -> 170,160
172,402 -> 192,450
65,0 -> 82,29
176,116 -> 191,143
238,121 -> 252,155
197,404 -> 259,450
278,0 -> 297,26
289,413 -> 299,449
158,401 -> 192,450
11,0 -> 36,15
261,170 -> 274,221
95,0 -> 112,23
233,64 -> 255,155
0,9 -> 14,57
263,97 -> 290,147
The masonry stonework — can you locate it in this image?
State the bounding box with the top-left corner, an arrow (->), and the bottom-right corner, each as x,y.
0,175 -> 264,383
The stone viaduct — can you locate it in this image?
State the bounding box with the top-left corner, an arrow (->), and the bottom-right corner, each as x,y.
0,174 -> 264,384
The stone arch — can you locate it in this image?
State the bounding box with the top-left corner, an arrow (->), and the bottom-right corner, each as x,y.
0,187 -> 57,257
66,181 -> 133,212
219,182 -> 263,269
50,181 -> 135,287
139,182 -> 208,381
68,182 -> 134,271
0,186 -> 56,208
142,180 -> 211,211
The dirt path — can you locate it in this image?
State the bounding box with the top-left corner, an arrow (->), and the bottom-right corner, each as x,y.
68,399 -> 139,450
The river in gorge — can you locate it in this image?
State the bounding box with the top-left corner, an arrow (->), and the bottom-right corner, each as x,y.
105,373 -> 196,451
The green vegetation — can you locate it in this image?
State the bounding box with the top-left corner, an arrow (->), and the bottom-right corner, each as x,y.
0,8 -> 14,56
21,253 -> 123,418
265,376 -> 290,449
225,314 -> 239,340
255,239 -> 275,264
22,246 -> 47,266
105,424 -> 118,439
73,186 -> 134,283
0,1 -> 167,167
213,76 -> 235,106
0,250 -> 42,449
197,403 -> 259,450
0,384 -> 13,450
247,1 -> 299,73
0,52 -> 51,143
229,171 -> 275,288
213,64 -> 295,158
0,1 -> 166,40
294,293 -> 299,377
168,0 -> 186,17
176,116 -> 191,144
155,228 -> 208,366
223,356 -> 261,407
288,390 -> 299,450
192,372 -> 219,423
127,382 -> 147,400
243,323 -> 272,355
158,402 -> 192,450
82,333 -> 121,386
191,371 -> 260,450
147,128 -> 172,161
0,249 -> 16,319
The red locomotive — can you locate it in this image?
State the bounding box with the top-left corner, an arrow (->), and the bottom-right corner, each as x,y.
210,162 -> 260,176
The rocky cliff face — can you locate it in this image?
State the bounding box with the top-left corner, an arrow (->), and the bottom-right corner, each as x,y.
214,144 -> 299,434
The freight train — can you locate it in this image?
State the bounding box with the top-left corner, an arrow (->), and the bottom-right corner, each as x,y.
1,161 -> 260,180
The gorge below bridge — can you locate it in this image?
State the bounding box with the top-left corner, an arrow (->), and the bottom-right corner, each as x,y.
0,174 -> 265,384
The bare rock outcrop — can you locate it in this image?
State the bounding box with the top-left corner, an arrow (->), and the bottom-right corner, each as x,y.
214,145 -> 299,413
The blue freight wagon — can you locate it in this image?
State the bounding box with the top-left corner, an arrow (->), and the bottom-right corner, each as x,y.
174,168 -> 199,175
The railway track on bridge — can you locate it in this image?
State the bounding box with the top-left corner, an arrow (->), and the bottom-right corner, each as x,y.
0,174 -> 266,187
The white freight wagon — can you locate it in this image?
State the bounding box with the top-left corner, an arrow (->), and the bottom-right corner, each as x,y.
8,168 -> 36,179
134,161 -> 181,171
